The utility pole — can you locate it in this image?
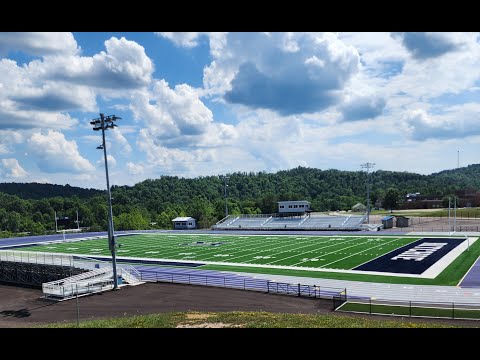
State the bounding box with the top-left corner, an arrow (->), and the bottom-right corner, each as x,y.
91,113 -> 121,290
448,197 -> 451,231
361,163 -> 375,224
219,175 -> 230,218
457,150 -> 460,168
54,211 -> 58,233
454,196 -> 457,232
76,210 -> 80,231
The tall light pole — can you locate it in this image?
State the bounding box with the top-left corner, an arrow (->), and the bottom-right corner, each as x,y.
361,163 -> 375,224
91,113 -> 121,290
220,175 -> 230,218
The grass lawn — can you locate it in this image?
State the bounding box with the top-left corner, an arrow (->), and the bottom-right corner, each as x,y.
38,311 -> 463,328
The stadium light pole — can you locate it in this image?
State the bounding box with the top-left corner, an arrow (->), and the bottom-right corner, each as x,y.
361,163 -> 375,224
91,113 -> 121,290
220,175 -> 230,218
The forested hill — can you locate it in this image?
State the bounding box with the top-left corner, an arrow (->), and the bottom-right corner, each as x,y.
0,183 -> 101,200
1,165 -> 480,235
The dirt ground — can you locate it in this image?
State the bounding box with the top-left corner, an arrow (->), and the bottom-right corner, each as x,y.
0,282 -> 478,328
369,214 -> 480,232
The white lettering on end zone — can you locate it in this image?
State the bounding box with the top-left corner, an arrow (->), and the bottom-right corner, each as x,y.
391,242 -> 448,262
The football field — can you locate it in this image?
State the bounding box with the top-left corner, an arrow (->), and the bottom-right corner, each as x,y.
18,233 -> 423,270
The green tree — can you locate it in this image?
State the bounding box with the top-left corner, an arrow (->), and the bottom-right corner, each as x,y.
384,188 -> 401,212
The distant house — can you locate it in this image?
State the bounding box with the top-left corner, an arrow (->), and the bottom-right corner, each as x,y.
351,203 -> 367,212
172,217 -> 196,230
278,201 -> 311,214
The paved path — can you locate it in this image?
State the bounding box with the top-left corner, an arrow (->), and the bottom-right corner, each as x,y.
236,272 -> 480,304
459,257 -> 480,288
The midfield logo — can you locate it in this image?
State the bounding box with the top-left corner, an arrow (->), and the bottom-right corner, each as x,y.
391,242 -> 447,262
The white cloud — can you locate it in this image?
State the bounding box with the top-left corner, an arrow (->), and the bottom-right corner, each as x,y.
339,95 -> 386,122
155,32 -> 206,48
391,32 -> 463,60
97,154 -> 117,168
40,37 -> 154,89
131,80 -> 236,153
0,158 -> 28,179
0,32 -> 78,57
27,130 -> 95,173
0,130 -> 24,154
200,32 -> 360,115
0,36 -> 155,131
126,162 -> 144,175
155,32 -> 227,56
401,104 -> 480,140
110,128 -> 132,154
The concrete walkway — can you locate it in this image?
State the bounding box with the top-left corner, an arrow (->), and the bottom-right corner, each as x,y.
236,271 -> 480,304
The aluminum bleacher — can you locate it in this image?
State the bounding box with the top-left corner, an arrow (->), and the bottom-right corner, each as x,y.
213,213 -> 367,231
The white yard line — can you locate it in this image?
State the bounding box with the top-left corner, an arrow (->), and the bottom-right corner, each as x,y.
266,237 -> 363,265
318,237 -> 405,268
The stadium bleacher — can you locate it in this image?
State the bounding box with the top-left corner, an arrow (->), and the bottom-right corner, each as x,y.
213,213 -> 367,231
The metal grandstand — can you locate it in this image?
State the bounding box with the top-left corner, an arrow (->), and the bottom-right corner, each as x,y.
0,250 -> 143,299
213,213 -> 369,231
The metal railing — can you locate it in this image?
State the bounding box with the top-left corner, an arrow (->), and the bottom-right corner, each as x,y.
136,269 -> 346,309
0,250 -> 74,267
337,298 -> 480,321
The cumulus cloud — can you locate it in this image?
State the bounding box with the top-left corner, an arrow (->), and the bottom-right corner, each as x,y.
339,95 -> 386,122
391,32 -> 461,60
12,83 -> 96,112
97,154 -> 117,168
126,162 -> 144,175
0,130 -> 24,153
42,37 -> 154,89
110,128 -> 132,154
155,32 -> 206,48
401,104 -> 480,140
27,130 -> 95,173
0,32 -> 78,57
0,158 -> 28,179
0,36 -> 154,131
201,32 -> 360,115
155,32 -> 227,57
130,80 -> 236,150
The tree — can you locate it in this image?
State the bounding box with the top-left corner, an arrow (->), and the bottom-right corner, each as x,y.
383,188 -> 401,212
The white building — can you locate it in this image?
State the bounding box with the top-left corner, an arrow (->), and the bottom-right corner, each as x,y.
172,217 -> 196,229
278,201 -> 311,214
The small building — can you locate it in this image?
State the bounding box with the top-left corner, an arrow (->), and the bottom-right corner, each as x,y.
172,217 -> 196,230
278,200 -> 310,214
381,215 -> 395,229
352,203 -> 367,212
396,216 -> 410,228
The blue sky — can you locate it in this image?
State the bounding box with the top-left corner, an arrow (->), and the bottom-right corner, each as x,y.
1,32 -> 480,189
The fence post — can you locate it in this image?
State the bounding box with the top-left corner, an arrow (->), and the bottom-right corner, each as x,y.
370,298 -> 372,314
298,283 -> 301,297
409,301 -> 412,317
244,278 -> 246,290
267,280 -> 270,293
452,302 -> 455,319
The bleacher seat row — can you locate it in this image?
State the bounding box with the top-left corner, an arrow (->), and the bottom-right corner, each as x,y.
213,214 -> 366,230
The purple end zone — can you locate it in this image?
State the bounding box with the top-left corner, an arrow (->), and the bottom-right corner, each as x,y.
460,258 -> 480,288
